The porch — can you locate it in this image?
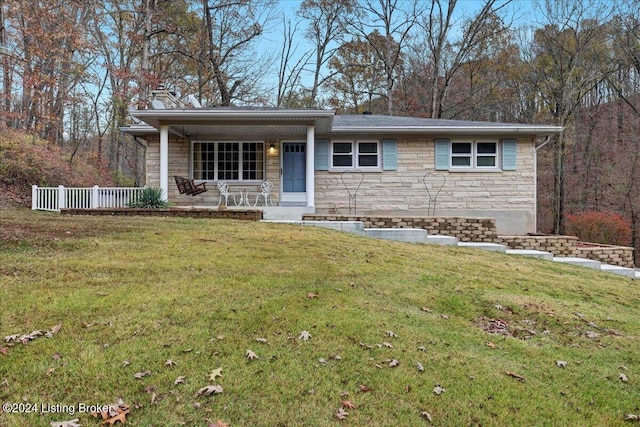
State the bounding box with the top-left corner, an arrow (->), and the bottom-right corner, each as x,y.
31,185 -> 314,220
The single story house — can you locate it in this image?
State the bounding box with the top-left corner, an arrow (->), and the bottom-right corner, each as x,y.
122,91 -> 563,234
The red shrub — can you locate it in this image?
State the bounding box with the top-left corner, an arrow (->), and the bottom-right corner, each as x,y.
565,212 -> 632,246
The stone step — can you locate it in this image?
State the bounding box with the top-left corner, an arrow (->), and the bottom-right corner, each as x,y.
426,235 -> 459,246
458,242 -> 507,253
552,257 -> 601,270
600,264 -> 637,278
363,228 -> 429,243
505,249 -> 554,261
263,220 -> 365,235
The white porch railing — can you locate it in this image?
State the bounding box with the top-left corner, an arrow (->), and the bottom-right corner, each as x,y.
31,185 -> 145,212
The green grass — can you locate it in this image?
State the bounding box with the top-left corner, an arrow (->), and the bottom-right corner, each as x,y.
1,207 -> 639,426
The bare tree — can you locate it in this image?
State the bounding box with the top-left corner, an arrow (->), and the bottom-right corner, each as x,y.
349,0 -> 421,115
297,0 -> 354,108
276,16 -> 311,107
200,0 -> 277,106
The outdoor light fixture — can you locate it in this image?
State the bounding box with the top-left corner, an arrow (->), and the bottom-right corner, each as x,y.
269,143 -> 275,154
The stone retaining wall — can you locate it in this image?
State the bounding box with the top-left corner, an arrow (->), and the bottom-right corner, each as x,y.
303,215 -> 635,268
302,214 -> 498,242
61,208 -> 262,221
573,243 -> 635,268
498,235 -> 579,257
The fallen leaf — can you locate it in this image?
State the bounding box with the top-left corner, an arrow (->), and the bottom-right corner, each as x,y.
440,314 -> 449,319
385,330 -> 399,338
619,373 -> 629,382
255,337 -> 268,344
331,354 -> 342,361
50,324 -> 62,335
298,331 -> 312,341
165,359 -> 176,367
389,359 -> 400,368
417,346 -> 427,351
625,414 -> 639,420
50,419 -> 81,427
195,385 -> 223,397
209,368 -> 223,381
556,360 -> 567,368
382,342 -> 394,349
506,371 -> 525,381
341,400 -> 355,409
585,331 -> 600,339
420,411 -> 433,422
433,385 -> 445,395
335,408 -> 349,420
421,307 -> 432,312
0,347 -> 9,355
209,421 -> 229,427
122,360 -> 130,367
318,358 -> 328,366
486,342 -> 497,349
416,362 -> 424,372
104,411 -> 127,426
359,384 -> 373,393
133,370 -> 151,379
307,292 -> 318,299
174,376 -> 186,385
245,350 -> 258,360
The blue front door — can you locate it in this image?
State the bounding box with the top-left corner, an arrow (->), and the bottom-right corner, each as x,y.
283,143 -> 306,193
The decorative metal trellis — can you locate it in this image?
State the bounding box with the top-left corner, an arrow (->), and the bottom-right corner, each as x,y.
341,170 -> 364,215
422,173 -> 447,216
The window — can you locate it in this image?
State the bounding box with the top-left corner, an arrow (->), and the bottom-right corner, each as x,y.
331,141 -> 380,169
192,141 -> 264,181
451,141 -> 497,169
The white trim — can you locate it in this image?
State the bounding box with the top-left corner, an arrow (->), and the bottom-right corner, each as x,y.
450,139 -> 500,171
329,139 -> 382,171
306,125 -> 315,208
191,140 -> 265,182
160,125 -> 169,200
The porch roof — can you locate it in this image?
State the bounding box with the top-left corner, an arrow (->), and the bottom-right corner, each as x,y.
122,108 -> 563,139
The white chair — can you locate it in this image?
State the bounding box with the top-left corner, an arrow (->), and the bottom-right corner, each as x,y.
216,181 -> 237,207
254,181 -> 274,206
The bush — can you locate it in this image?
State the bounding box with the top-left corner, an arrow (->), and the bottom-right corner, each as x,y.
128,187 -> 171,209
565,211 -> 632,246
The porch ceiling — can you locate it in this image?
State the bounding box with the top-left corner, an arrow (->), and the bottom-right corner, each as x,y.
129,108 -> 335,140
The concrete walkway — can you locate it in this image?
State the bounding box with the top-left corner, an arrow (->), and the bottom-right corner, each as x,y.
262,220 -> 637,280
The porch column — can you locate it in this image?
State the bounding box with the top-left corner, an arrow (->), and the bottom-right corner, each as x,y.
306,124 -> 315,208
160,124 -> 169,201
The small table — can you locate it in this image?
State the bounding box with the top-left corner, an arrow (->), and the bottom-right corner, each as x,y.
236,188 -> 250,206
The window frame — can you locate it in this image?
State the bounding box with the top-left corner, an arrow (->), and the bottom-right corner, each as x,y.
191,141 -> 265,182
450,140 -> 499,171
329,140 -> 381,171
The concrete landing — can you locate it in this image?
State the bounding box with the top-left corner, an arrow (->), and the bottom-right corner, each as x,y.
506,249 -> 554,261
636,270 -> 640,279
458,242 -> 507,253
600,264 -> 637,278
363,228 -> 429,243
426,235 -> 459,246
262,220 -> 365,235
553,257 -> 601,270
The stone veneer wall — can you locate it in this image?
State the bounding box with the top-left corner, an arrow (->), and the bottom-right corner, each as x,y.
302,214 -> 498,242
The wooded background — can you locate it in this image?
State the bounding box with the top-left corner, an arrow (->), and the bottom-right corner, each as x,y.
0,0 -> 638,261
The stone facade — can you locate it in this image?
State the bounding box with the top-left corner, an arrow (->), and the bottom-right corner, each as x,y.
314,138 -> 536,234
498,235 -> 579,257
145,135 -> 537,234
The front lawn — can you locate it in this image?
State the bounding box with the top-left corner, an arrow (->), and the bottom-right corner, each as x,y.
1,207 -> 639,426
